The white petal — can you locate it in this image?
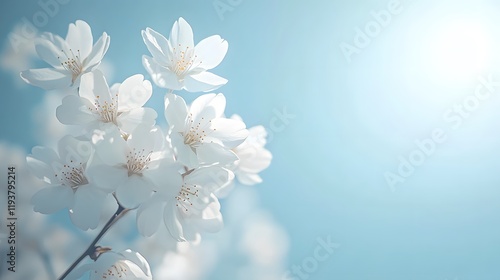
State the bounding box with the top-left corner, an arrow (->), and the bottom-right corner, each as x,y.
170,132 -> 199,168
117,74 -> 152,111
142,55 -> 183,90
83,32 -> 110,70
70,184 -> 107,230
238,148 -> 272,173
57,135 -> 92,165
35,38 -> 63,67
65,20 -> 93,59
117,108 -> 157,134
169,17 -> 194,49
163,203 -> 185,241
27,146 -> 59,183
197,198 -> 223,233
185,166 -> 231,191
86,164 -> 127,192
56,95 -> 96,125
31,185 -> 74,214
189,93 -> 225,121
115,175 -> 154,209
20,68 -> 72,90
143,158 -> 182,196
120,250 -> 152,278
127,126 -> 158,152
193,35 -> 228,70
79,70 -> 111,104
196,143 -> 238,166
164,93 -> 188,129
142,28 -> 171,65
136,196 -> 165,237
91,126 -> 128,166
236,172 -> 263,185
184,71 -> 227,92
210,118 -> 249,147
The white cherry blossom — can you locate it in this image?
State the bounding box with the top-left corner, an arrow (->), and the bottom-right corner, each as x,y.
88,126 -> 182,209
27,135 -> 110,230
68,249 -> 152,280
142,17 -> 228,92
21,20 -> 110,90
136,166 -> 232,241
56,70 -> 157,134
165,93 -> 248,168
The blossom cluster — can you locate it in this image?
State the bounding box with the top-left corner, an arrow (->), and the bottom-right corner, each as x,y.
21,18 -> 271,279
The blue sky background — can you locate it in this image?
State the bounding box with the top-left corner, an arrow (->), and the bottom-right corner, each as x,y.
3,0 -> 500,279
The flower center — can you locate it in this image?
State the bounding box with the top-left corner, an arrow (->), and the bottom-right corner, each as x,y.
182,114 -> 213,147
58,49 -> 83,83
126,148 -> 153,176
175,183 -> 199,212
170,44 -> 202,77
96,263 -> 129,279
55,162 -> 88,189
89,93 -> 119,124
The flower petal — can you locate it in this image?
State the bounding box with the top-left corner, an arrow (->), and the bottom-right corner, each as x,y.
56,95 -> 96,125
83,32 -> 110,70
31,185 -> 74,214
142,158 -> 182,196
115,175 -> 154,209
20,68 -> 72,90
210,118 -> 249,147
136,196 -> 166,237
169,17 -> 194,49
142,28 -> 171,66
142,55 -> 182,90
27,146 -> 59,183
78,70 -> 111,104
163,203 -> 185,241
91,127 -> 128,166
120,249 -> 152,278
184,71 -> 227,92
117,74 -> 152,111
86,164 -> 127,192
196,142 -> 238,166
193,35 -> 228,70
164,93 -> 187,130
70,184 -> 107,230
190,93 -> 225,121
117,108 -> 157,134
35,38 -> 64,67
57,135 -> 92,165
65,20 -> 93,59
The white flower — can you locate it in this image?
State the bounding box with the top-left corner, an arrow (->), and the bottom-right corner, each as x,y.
69,249 -> 152,280
137,166 -> 232,241
165,93 -> 248,168
88,126 -> 182,209
26,135 -> 110,230
230,115 -> 272,185
56,70 -> 157,134
20,20 -> 110,90
142,17 -> 228,92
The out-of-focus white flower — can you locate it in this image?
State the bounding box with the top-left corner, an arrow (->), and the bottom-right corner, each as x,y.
56,70 -> 157,135
27,135 -> 111,230
0,22 -> 38,87
137,166 -> 232,241
69,249 -> 152,280
153,187 -> 289,280
165,93 -> 248,168
88,126 -> 182,209
142,17 -> 228,92
20,20 -> 110,90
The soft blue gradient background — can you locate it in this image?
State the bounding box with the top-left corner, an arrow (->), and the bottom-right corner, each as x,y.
3,0 -> 500,279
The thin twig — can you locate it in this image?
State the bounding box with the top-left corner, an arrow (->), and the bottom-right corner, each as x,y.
57,205 -> 129,280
